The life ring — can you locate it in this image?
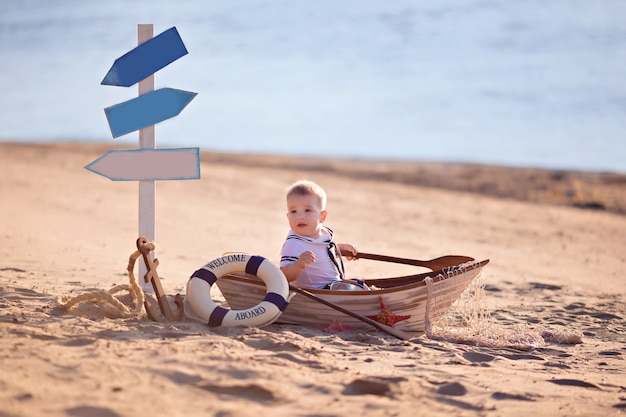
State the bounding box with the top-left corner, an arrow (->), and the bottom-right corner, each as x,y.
185,253 -> 290,327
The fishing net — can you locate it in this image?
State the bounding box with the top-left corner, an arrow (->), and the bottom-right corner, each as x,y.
424,268 -> 583,350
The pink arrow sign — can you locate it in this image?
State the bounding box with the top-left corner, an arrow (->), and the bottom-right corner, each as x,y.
85,148 -> 200,181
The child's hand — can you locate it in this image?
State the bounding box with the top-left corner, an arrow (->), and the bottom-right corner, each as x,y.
297,250 -> 316,267
338,243 -> 358,260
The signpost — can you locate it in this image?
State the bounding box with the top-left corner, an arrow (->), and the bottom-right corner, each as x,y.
101,26 -> 188,87
88,24 -> 199,293
85,148 -> 200,181
104,88 -> 197,138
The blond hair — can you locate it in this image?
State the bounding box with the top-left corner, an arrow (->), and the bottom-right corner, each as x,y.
286,180 -> 327,209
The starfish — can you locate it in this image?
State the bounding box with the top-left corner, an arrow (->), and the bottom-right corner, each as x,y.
366,297 -> 411,328
320,319 -> 357,333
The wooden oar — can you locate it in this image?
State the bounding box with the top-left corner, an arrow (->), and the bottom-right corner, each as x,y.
342,251 -> 475,271
289,285 -> 413,341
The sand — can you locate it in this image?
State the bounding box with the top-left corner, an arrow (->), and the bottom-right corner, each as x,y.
1,141 -> 625,417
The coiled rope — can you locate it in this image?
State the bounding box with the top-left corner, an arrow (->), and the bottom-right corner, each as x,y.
58,244 -> 151,318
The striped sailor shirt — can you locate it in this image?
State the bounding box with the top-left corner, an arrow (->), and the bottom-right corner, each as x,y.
279,226 -> 344,289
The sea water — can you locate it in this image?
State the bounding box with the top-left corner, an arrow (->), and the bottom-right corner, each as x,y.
1,0 -> 625,173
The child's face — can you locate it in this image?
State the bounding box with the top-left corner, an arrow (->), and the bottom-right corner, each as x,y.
286,194 -> 327,238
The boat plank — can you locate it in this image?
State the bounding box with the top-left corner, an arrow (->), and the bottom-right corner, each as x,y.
214,260 -> 488,332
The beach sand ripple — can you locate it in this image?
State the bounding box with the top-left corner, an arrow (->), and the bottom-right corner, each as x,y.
1,142 -> 625,416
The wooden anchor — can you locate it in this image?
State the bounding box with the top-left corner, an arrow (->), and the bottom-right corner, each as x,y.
136,237 -> 184,322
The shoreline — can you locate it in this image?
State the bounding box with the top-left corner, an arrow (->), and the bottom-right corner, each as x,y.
5,140 -> 626,216
198,149 -> 626,216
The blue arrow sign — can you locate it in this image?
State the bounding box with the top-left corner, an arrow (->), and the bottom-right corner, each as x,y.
101,27 -> 188,87
104,87 -> 197,138
85,148 -> 201,181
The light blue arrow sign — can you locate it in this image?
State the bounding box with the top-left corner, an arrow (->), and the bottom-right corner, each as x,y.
104,87 -> 197,138
101,27 -> 188,87
85,148 -> 200,181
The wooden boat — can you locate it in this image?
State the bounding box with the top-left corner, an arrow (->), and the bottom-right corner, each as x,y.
215,254 -> 489,333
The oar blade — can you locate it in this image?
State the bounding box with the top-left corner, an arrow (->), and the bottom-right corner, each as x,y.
422,255 -> 475,271
346,251 -> 475,271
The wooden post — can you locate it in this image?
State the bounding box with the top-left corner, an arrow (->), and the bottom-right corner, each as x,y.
95,23 -> 197,303
137,24 -> 156,292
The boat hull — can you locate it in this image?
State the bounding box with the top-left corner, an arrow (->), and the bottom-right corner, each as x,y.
215,260 -> 489,332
